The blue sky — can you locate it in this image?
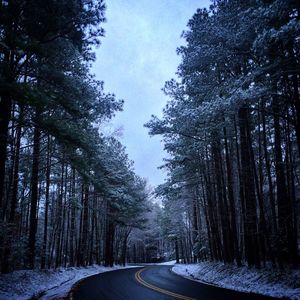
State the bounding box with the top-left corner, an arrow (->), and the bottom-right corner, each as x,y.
93,0 -> 210,187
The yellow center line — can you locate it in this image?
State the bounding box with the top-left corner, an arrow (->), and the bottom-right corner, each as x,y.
134,268 -> 196,300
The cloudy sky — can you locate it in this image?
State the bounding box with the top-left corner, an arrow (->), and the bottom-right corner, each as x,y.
93,0 -> 210,187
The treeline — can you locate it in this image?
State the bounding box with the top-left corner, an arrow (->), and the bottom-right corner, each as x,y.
146,0 -> 299,268
0,0 -> 149,273
127,203 -> 167,264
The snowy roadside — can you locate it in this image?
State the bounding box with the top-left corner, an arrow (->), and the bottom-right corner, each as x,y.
172,262 -> 300,300
157,260 -> 177,265
136,260 -> 177,266
0,264 -> 141,300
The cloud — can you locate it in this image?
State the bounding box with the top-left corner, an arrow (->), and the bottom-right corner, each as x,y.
93,0 -> 210,186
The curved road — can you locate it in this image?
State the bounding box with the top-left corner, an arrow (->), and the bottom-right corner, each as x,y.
70,266 -> 277,300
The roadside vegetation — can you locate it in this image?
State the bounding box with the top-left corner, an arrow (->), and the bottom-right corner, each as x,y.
0,0 -> 299,299
146,0 -> 300,269
0,0 -> 149,272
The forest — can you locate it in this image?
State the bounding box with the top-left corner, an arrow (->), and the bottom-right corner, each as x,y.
0,0 -> 152,273
0,0 -> 299,280
146,0 -> 300,269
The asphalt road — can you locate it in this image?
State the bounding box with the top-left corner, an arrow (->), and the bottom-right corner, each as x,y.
70,265 -> 277,300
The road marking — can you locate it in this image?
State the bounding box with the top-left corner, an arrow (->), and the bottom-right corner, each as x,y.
135,268 -> 196,300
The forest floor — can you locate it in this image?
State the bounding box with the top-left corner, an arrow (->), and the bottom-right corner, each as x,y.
0,264 -> 141,300
172,261 -> 300,300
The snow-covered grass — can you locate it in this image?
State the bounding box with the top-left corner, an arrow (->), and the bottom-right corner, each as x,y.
172,261 -> 300,300
0,264 -> 141,300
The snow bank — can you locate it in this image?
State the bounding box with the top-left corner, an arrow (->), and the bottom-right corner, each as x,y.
172,262 -> 300,300
135,260 -> 177,266
0,264 -> 140,300
157,260 -> 177,265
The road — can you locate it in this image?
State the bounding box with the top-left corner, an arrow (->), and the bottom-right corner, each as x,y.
70,265 -> 277,300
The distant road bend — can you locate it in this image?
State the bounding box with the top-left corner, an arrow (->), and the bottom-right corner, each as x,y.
70,265 -> 276,300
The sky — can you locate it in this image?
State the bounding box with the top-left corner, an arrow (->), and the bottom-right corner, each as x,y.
93,0 -> 210,188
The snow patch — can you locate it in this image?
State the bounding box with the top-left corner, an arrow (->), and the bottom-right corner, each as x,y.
172,262 -> 300,300
0,265 -> 141,300
157,260 -> 177,265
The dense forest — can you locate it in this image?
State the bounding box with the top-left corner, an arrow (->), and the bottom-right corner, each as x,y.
0,0 -> 299,277
0,0 -> 152,273
146,0 -> 300,269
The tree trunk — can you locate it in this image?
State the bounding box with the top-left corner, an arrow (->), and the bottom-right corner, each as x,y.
27,114 -> 41,269
175,237 -> 179,263
69,168 -> 76,266
273,96 -> 297,266
0,91 -> 12,214
105,217 -> 115,267
212,138 -> 232,263
41,136 -> 51,269
238,107 -> 260,268
223,124 -> 241,265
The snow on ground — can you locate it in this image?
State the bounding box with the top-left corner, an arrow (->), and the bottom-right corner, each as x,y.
172,261 -> 300,300
157,260 -> 177,265
0,264 -> 141,300
135,260 -> 177,266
